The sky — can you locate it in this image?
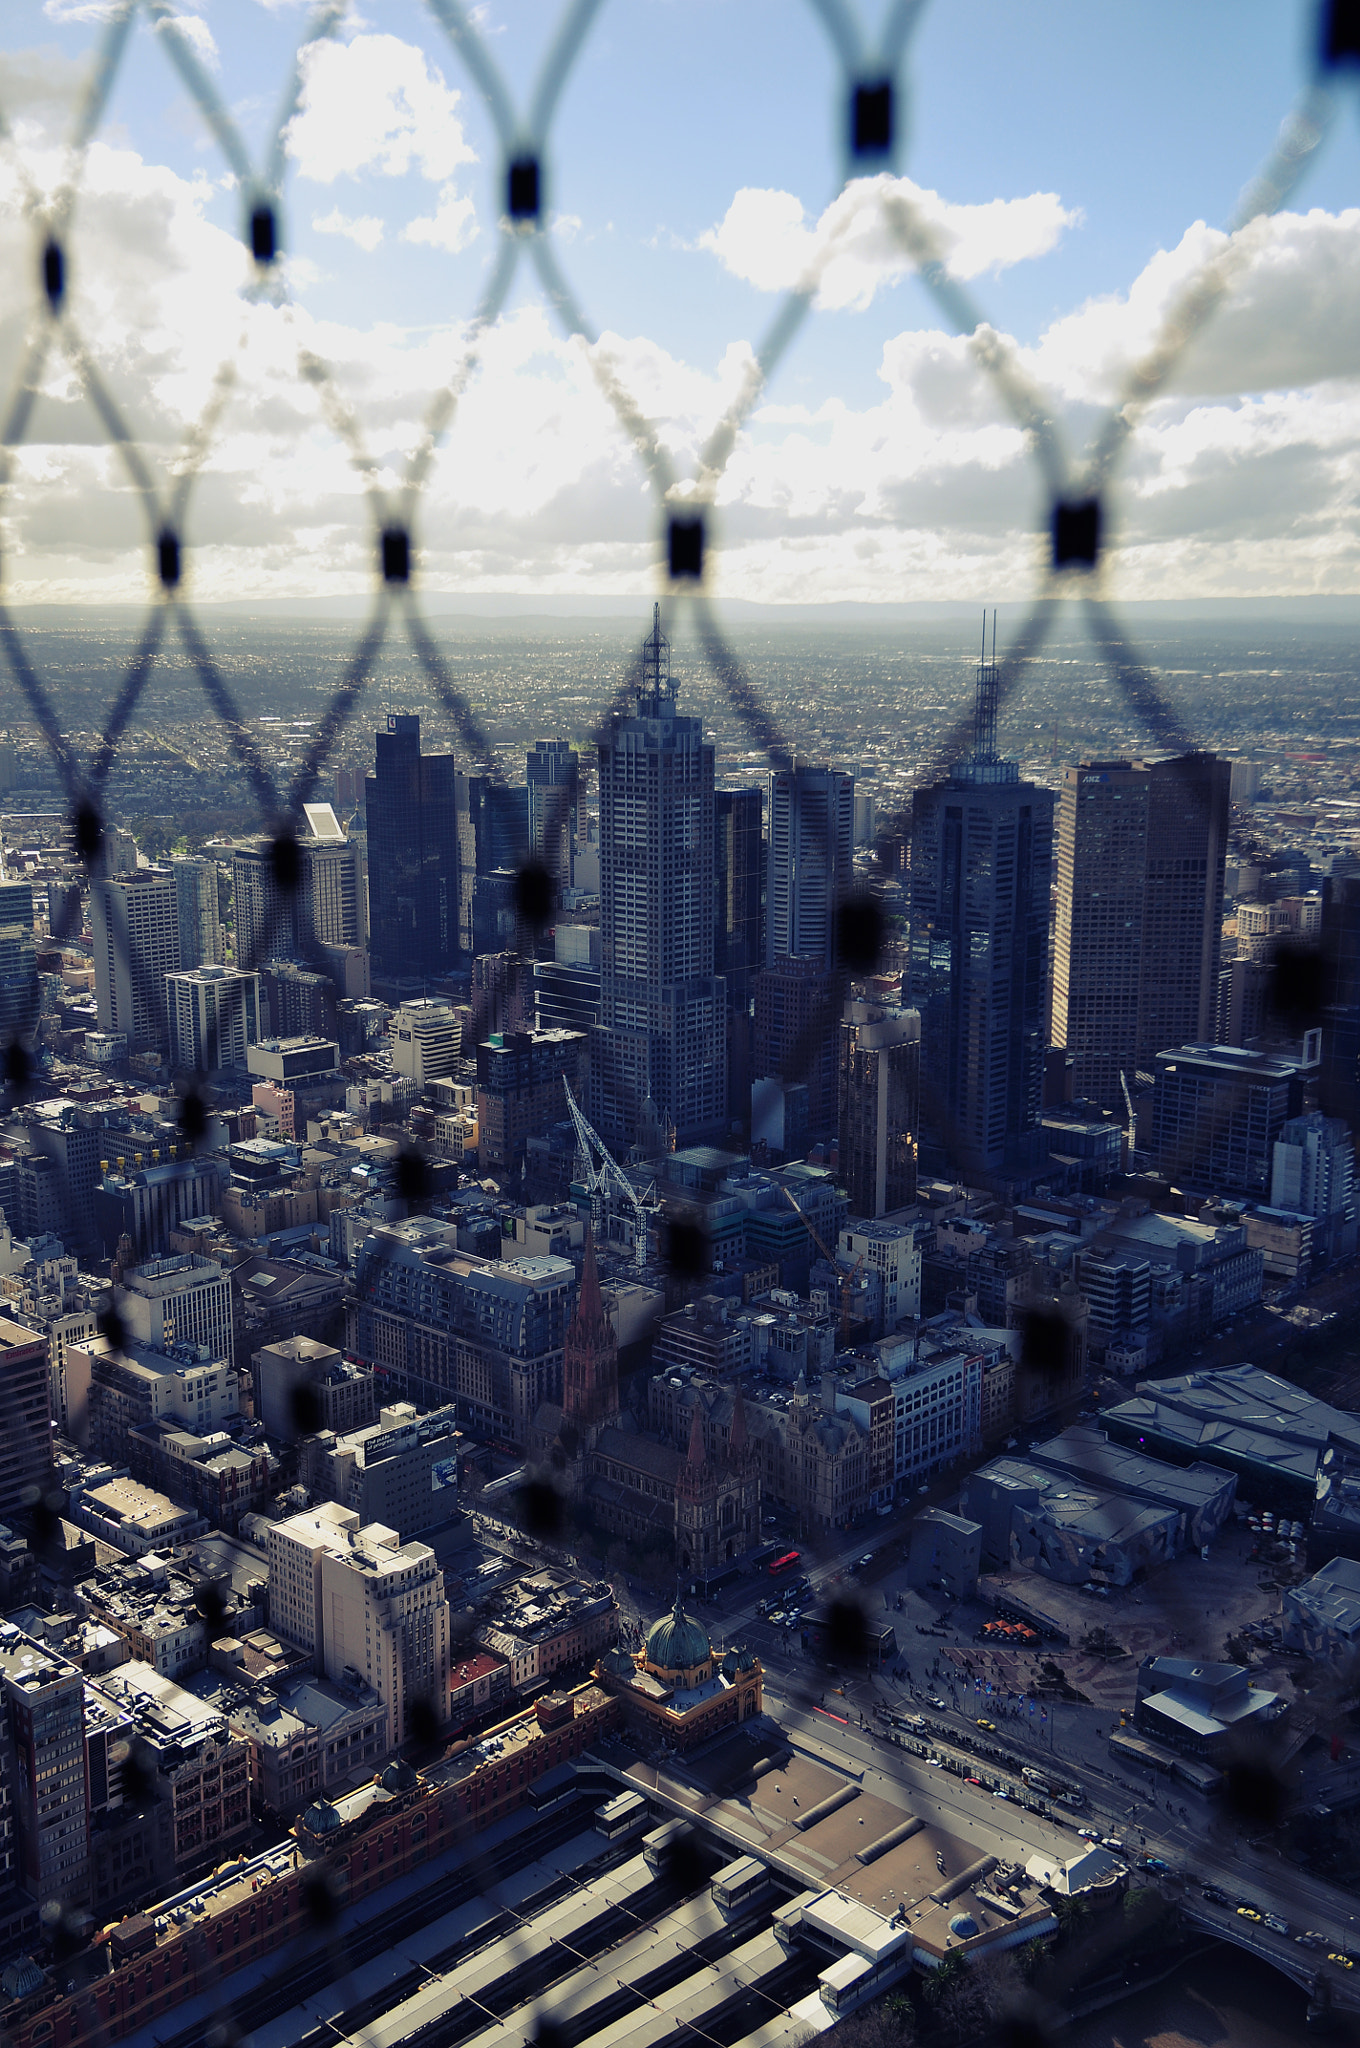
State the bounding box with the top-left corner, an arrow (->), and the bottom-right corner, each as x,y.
2,0 -> 1360,608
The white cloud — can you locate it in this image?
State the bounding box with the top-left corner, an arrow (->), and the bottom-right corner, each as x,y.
285,32 -> 476,185
42,1 -> 123,18
1030,207 -> 1360,405
158,13 -> 219,70
401,185 -> 477,255
0,109 -> 1357,609
701,173 -> 1079,311
313,207 -> 384,253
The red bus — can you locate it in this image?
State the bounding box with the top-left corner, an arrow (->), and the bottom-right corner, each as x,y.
768,1551 -> 801,1577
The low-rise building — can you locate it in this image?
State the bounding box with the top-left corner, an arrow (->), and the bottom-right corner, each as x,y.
1133,1653 -> 1283,1760
1282,1555 -> 1360,1659
188,1666 -> 389,1816
476,1569 -> 617,1697
91,1661 -> 251,1880
73,1475 -> 205,1557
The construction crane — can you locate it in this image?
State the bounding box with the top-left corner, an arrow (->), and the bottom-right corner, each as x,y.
1119,1069 -> 1137,1159
780,1186 -> 865,1343
563,1078 -> 658,1271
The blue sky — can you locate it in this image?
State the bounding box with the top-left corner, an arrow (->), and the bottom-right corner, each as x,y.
3,0 -> 1360,604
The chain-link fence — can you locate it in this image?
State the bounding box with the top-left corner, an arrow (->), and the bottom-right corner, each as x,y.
0,2 -> 1356,2044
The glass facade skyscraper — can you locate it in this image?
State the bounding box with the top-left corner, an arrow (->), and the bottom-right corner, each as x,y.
908,639 -> 1054,1182
590,608 -> 726,1151
365,714 -> 460,977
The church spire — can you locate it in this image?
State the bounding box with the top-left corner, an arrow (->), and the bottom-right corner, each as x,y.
562,1226 -> 619,1430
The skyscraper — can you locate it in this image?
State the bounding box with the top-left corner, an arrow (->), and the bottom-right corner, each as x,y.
1051,754 -> 1229,1106
91,869 -> 181,1049
527,738 -> 579,891
171,856 -> 223,970
766,765 -> 853,967
715,786 -> 763,1132
591,607 -> 726,1150
456,777 -> 529,956
365,714 -> 460,977
838,1000 -> 920,1217
166,964 -> 261,1072
908,626 -> 1054,1182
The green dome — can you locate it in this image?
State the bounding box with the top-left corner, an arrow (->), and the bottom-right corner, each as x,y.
302,1797 -> 343,1835
645,1594 -> 710,1673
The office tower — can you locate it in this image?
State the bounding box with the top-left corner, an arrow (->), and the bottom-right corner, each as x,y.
0,1626 -> 90,1908
166,963 -> 261,1072
91,868 -> 181,1050
534,925 -> 600,1044
766,765 -> 853,967
390,998 -> 459,1084
473,950 -> 534,1035
527,738 -> 579,889
752,954 -> 839,1139
590,607 -> 726,1150
302,803 -> 364,948
1149,1043 -> 1309,1196
0,924 -> 37,1045
232,839 -> 298,970
0,1318 -> 51,1517
908,630 -> 1054,1181
838,1000 -> 921,1217
1272,1111 -> 1357,1263
476,1026 -> 587,1173
715,787 -> 763,1132
268,1505 -> 451,1742
119,1253 -> 233,1365
1216,955 -> 1269,1048
0,879 -> 34,931
171,857 -> 223,969
1051,755 -> 1229,1108
47,878 -> 83,944
365,714 -> 460,977
1320,874 -> 1360,1130
261,960 -> 338,1041
456,777 -> 529,955
98,826 -> 139,876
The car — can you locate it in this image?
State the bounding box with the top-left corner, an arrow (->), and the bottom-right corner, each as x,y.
976,1717 -> 995,1732
1100,1837 -> 1125,1854
926,1754 -> 944,1768
1078,1828 -> 1099,1843
1201,1884 -> 1230,1906
1237,1907 -> 1262,1924
992,1788 -> 1012,1800
859,1553 -> 874,1567
1139,1856 -> 1169,1872
1296,1932 -> 1328,1949
1328,1954 -> 1354,1970
927,1697 -> 947,1710
965,1776 -> 986,1787
1263,1915 -> 1290,1936
1235,1897 -> 1261,1914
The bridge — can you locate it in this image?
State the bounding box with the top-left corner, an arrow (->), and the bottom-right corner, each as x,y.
1178,1896 -> 1360,2013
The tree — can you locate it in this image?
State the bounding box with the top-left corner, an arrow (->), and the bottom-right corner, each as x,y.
824,1993 -> 915,2048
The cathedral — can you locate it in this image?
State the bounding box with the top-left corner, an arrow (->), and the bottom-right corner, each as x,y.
527,1232 -> 760,1569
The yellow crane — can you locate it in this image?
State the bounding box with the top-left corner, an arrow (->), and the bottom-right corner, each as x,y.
780,1186 -> 865,1343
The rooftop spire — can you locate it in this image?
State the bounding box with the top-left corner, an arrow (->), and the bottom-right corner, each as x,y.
637,601 -> 676,716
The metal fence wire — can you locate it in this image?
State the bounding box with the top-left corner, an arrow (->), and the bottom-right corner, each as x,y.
0,1 -> 1356,2043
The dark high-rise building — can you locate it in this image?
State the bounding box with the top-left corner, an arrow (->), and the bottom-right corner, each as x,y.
527,738 -> 579,890
838,1000 -> 920,1217
591,607 -> 726,1151
456,778 -> 529,956
908,629 -> 1054,1182
753,955 -> 839,1139
1052,755 -> 1229,1107
1321,874 -> 1360,1130
766,765 -> 853,968
715,786 -> 763,1134
1149,1042 -> 1309,1196
365,714 -> 459,977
